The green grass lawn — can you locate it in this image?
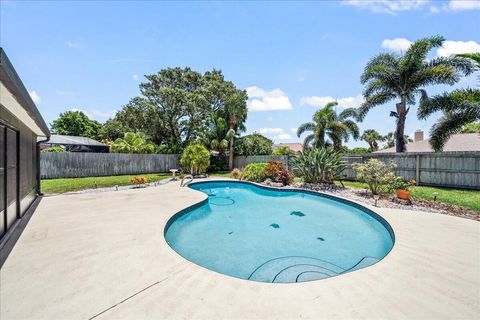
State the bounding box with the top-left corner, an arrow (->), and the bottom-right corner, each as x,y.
338,181 -> 480,213
41,173 -> 171,194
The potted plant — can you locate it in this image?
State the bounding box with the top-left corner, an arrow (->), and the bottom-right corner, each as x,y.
391,177 -> 416,200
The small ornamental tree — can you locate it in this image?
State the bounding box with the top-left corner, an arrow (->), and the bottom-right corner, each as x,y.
352,159 -> 396,194
180,144 -> 211,176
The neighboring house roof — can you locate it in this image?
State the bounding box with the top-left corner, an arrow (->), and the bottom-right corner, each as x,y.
273,143 -> 303,153
0,48 -> 50,137
375,133 -> 480,153
47,134 -> 107,146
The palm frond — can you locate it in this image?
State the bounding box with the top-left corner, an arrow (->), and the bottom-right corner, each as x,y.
297,122 -> 316,137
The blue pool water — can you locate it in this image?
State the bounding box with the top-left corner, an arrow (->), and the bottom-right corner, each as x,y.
165,181 -> 394,283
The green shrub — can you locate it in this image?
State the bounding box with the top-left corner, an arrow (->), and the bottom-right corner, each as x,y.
352,159 -> 396,194
291,147 -> 346,184
241,163 -> 267,182
41,146 -> 65,152
180,144 -> 211,175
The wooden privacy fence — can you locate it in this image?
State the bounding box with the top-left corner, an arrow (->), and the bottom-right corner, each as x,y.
342,152 -> 480,189
232,152 -> 480,189
41,152 -> 179,179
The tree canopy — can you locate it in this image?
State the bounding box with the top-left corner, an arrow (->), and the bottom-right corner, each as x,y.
234,133 -> 273,156
51,110 -> 102,140
99,68 -> 247,154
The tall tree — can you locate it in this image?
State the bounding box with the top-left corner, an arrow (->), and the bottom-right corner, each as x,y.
361,129 -> 384,152
297,101 -> 359,150
51,110 -> 102,140
359,36 -> 475,152
224,90 -> 248,170
418,53 -> 480,151
234,133 -> 273,156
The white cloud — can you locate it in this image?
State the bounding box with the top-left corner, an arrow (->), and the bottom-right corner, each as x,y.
67,41 -> 84,49
92,110 -> 117,119
290,128 -> 298,133
300,94 -> 364,108
437,40 -> 480,57
382,38 -> 413,52
431,0 -> 480,12
29,90 -> 41,104
275,134 -> 292,140
246,86 -> 292,111
343,0 -> 429,14
132,74 -> 139,81
259,128 -> 285,135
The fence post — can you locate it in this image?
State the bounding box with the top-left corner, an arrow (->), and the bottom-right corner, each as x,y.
415,154 -> 420,185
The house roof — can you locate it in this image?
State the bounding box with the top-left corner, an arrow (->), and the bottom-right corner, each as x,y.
273,143 -> 303,152
0,48 -> 50,137
375,133 -> 480,153
47,134 -> 107,146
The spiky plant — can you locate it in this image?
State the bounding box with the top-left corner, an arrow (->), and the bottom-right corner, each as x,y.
291,147 -> 346,184
360,129 -> 384,152
418,53 -> 480,151
297,101 -> 359,150
359,36 -> 475,153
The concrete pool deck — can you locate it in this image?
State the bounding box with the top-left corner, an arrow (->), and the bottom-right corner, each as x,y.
1,179 -> 479,319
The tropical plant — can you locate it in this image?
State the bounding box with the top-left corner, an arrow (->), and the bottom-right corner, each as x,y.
361,129 -> 384,152
272,146 -> 296,155
180,144 -> 211,176
51,110 -> 102,140
230,168 -> 242,179
291,147 -> 346,184
297,101 -> 359,150
418,53 -> 480,151
240,163 -> 267,182
352,159 -> 396,194
359,36 -> 475,152
111,132 -> 155,154
264,161 -> 293,185
382,132 -> 413,149
234,133 -> 273,156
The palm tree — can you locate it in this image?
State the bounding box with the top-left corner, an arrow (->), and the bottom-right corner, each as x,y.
383,132 -> 413,149
111,132 -> 155,154
359,36 -> 475,152
225,90 -> 248,170
361,129 -> 384,152
418,53 -> 480,151
297,101 -> 359,150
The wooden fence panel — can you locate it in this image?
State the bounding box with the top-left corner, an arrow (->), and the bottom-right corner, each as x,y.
41,153 -> 179,179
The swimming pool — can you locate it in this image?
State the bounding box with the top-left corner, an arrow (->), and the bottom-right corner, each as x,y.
165,181 -> 394,283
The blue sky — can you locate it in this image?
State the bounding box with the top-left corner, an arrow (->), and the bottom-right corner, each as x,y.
1,0 -> 479,148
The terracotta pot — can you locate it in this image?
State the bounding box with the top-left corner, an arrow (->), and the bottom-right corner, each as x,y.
396,189 -> 411,200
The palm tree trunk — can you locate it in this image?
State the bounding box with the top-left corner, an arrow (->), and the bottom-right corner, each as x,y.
228,124 -> 235,171
395,100 -> 407,153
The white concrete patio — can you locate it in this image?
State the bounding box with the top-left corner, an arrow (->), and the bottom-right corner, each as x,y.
1,179 -> 479,319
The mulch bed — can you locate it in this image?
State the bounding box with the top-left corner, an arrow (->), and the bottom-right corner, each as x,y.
286,183 -> 479,221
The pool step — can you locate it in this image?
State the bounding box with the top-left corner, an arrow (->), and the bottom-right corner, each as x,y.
248,256 -> 345,283
248,256 -> 381,283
